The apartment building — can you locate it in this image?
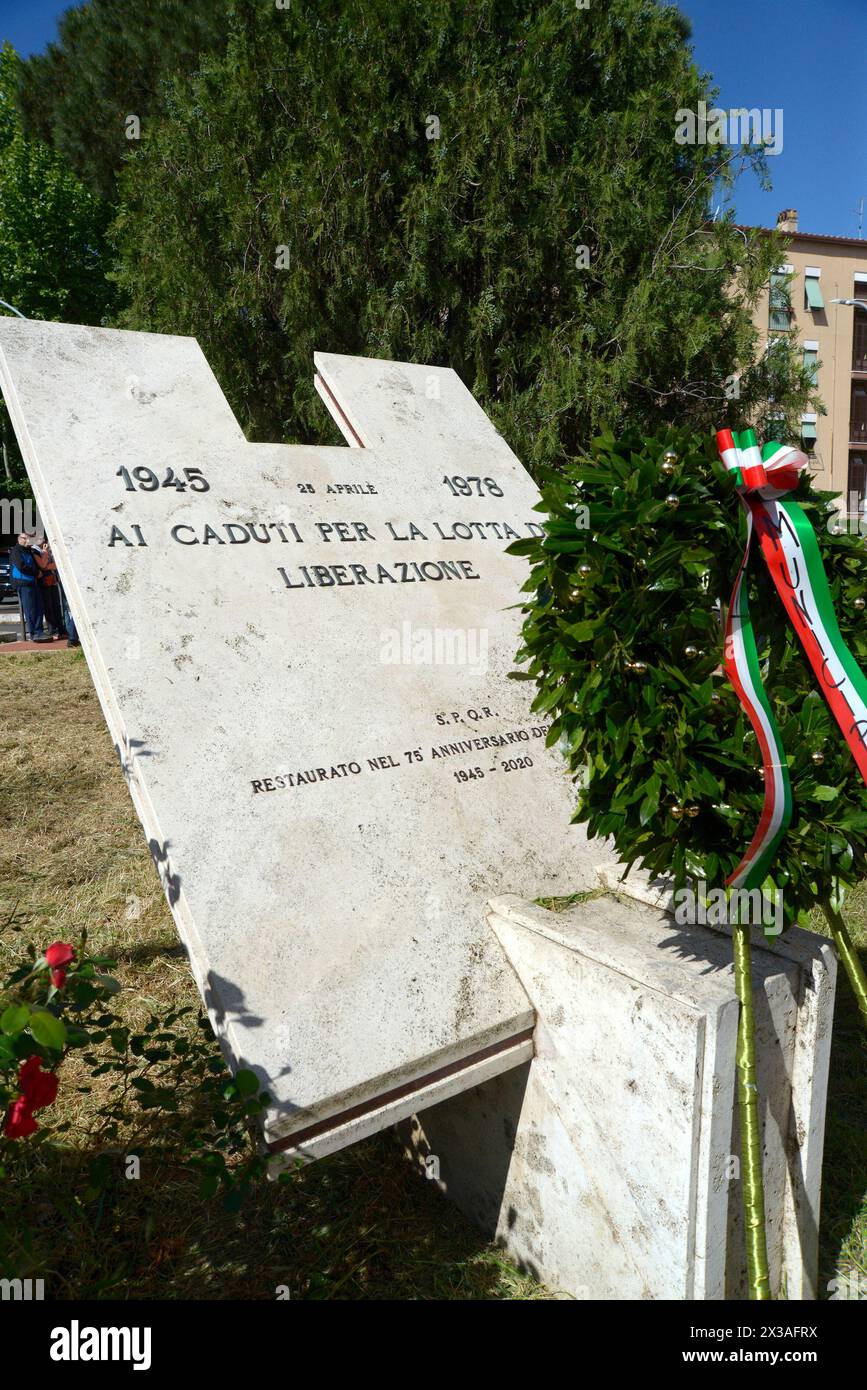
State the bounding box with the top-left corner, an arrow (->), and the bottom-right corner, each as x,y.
751,209 -> 867,515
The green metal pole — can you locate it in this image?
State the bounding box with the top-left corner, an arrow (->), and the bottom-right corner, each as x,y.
732,922 -> 772,1300
822,902 -> 867,1031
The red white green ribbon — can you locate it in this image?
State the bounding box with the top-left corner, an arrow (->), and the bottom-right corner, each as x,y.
716,427 -> 867,889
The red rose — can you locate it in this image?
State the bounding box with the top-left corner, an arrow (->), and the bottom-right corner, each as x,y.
4,1099 -> 38,1139
44,941 -> 74,990
18,1055 -> 59,1111
3,1056 -> 59,1140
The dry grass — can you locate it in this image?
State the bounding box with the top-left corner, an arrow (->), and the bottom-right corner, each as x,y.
0,651 -> 863,1299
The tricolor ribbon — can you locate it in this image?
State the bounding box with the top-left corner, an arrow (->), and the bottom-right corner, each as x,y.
716,427 -> 867,890
716,430 -> 867,1304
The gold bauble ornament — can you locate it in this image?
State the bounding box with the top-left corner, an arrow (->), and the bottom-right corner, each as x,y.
631,660 -> 647,674
855,597 -> 866,611
665,494 -> 680,509
684,644 -> 699,658
685,806 -> 700,819
811,751 -> 825,765
670,805 -> 685,820
578,563 -> 592,577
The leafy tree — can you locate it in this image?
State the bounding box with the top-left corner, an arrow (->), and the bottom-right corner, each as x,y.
0,43 -> 114,502
110,0 -> 815,464
16,0 -> 229,202
0,43 -> 110,326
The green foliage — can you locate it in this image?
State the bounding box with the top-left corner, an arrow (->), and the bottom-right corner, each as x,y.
0,41 -> 116,502
16,1 -> 229,202
511,427 -> 867,922
0,44 -> 111,324
110,0 -> 815,463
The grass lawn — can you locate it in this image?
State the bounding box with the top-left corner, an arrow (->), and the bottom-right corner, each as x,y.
0,650 -> 863,1299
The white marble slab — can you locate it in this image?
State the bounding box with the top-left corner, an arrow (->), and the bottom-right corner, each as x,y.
595,862 -> 837,1299
0,320 -> 598,1149
403,891 -> 836,1300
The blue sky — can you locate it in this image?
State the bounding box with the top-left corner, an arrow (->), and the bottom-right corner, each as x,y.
679,0 -> 866,237
0,0 -> 66,59
2,0 -> 864,239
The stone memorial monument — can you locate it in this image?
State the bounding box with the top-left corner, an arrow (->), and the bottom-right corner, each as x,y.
0,319 -> 836,1299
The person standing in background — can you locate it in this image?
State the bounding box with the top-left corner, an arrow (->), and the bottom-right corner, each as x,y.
34,539 -> 65,639
9,533 -> 49,642
60,582 -> 79,647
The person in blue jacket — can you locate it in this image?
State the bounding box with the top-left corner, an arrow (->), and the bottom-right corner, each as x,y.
9,533 -> 49,642
60,583 -> 79,646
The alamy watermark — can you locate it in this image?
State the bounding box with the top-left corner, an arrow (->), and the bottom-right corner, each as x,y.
675,101 -> 783,156
50,1321 -> 151,1371
827,1271 -> 867,1300
1,498 -> 44,539
1,1277 -> 45,1300
380,621 -> 488,671
827,494 -> 867,535
673,880 -> 783,936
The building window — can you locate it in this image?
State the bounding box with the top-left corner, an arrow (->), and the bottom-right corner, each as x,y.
849,455 -> 867,518
803,346 -> 818,385
801,418 -> 818,454
852,383 -> 867,442
854,310 -> 867,373
804,274 -> 825,312
769,272 -> 791,331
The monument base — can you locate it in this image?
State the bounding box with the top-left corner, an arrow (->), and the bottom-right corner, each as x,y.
400,889 -> 836,1300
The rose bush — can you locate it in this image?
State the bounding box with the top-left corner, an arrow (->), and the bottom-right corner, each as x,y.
1,921 -> 277,1273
